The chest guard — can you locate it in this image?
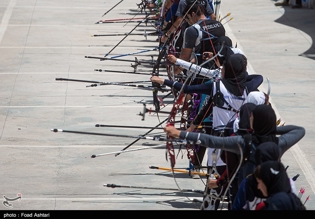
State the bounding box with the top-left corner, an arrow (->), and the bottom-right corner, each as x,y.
213,81 -> 244,113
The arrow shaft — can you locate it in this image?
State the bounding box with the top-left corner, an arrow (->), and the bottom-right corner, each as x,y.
94,69 -> 169,77
88,80 -> 151,86
92,32 -> 158,37
51,129 -> 191,144
104,183 -> 204,194
87,82 -> 171,92
105,80 -> 151,84
56,78 -> 103,83
149,166 -> 208,177
51,128 -> 183,142
97,20 -> 155,24
56,78 -> 150,84
97,18 -> 156,23
85,55 -> 154,64
95,124 -> 165,129
219,13 -> 231,23
52,129 -> 142,139
100,17 -> 149,22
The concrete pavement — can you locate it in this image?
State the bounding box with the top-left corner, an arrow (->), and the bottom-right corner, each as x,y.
0,0 -> 314,211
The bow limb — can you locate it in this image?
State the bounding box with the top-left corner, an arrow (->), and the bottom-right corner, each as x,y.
151,36 -> 171,113
165,92 -> 185,168
166,43 -> 225,129
178,43 -> 225,133
163,45 -> 225,171
165,65 -> 195,168
200,143 -> 243,210
267,77 -> 271,96
160,0 -> 203,96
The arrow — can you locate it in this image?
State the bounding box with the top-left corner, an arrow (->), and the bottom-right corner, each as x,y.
87,82 -> 171,92
56,78 -> 150,85
104,183 -> 204,194
96,18 -> 157,24
303,195 -> 310,205
98,16 -> 151,22
107,47 -> 159,59
91,30 -> 160,40
56,77 -> 172,92
51,128 -> 181,142
219,12 -> 231,23
149,166 -> 208,177
85,55 -> 155,64
93,69 -> 170,77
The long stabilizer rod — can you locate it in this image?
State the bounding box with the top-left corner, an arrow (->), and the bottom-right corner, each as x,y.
149,166 -> 208,177
56,78 -> 150,85
85,55 -> 155,64
114,117 -> 168,156
93,69 -> 169,77
102,0 -> 124,17
95,124 -> 165,129
91,31 -> 159,37
91,144 -> 166,158
104,183 -> 204,194
51,128 -> 169,141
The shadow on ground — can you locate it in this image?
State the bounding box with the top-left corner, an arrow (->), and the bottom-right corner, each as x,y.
274,4 -> 315,60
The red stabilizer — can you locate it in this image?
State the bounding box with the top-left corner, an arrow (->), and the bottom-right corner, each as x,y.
158,96 -> 165,107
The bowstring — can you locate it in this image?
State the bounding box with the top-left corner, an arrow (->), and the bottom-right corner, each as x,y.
161,0 -> 204,203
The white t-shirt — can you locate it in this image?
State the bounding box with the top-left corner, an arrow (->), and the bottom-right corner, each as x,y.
207,148 -> 226,167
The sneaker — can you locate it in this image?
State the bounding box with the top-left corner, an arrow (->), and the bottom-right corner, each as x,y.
191,168 -> 200,179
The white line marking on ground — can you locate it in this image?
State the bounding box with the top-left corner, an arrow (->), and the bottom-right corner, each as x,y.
11,6 -> 107,9
0,44 -> 155,47
0,106 -> 144,108
0,145 -> 154,148
3,25 -> 121,26
14,197 -> 201,201
290,145 -> 315,194
0,0 -> 17,44
0,46 -> 116,48
0,72 -> 156,75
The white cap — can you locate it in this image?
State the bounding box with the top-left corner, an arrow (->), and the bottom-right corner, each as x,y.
245,91 -> 266,105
